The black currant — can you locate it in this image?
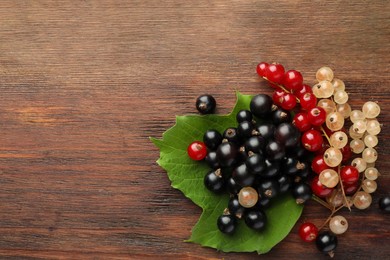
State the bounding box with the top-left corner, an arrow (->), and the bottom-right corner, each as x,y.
236,109 -> 253,123
223,127 -> 240,144
257,196 -> 271,209
281,157 -> 300,176
256,123 -> 275,140
196,94 -> 216,114
226,176 -> 241,194
217,214 -> 237,234
272,108 -> 291,125
204,169 -> 225,193
277,174 -> 292,194
232,163 -> 255,187
237,121 -> 254,139
316,231 -> 338,254
261,159 -> 280,178
244,209 -> 267,231
292,182 -> 312,204
245,153 -> 266,174
258,179 -> 279,199
205,151 -> 220,169
228,196 -> 245,218
274,123 -> 300,148
216,142 -> 238,167
203,129 -> 223,150
379,196 -> 390,212
285,143 -> 307,159
250,94 -> 273,118
265,140 -> 285,161
296,162 -> 310,179
244,136 -> 266,154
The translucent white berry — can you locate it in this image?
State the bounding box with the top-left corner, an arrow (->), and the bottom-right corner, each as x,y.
329,215 -> 348,234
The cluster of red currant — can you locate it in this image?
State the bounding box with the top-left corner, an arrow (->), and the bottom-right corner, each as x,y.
256,62 -> 387,257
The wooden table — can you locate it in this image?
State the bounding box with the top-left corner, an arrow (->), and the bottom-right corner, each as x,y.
0,1 -> 389,259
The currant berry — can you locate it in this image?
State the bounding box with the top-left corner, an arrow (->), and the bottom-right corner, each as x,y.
311,154 -> 329,174
217,214 -> 237,234
329,131 -> 348,149
277,174 -> 292,194
379,196 -> 390,212
292,182 -> 312,204
272,108 -> 291,125
362,101 -> 380,119
250,94 -> 274,118
246,153 -> 266,174
283,70 -> 303,91
265,63 -> 285,84
280,93 -> 297,110
256,123 -> 276,139
332,78 -> 345,91
258,179 -> 279,199
343,181 -> 359,195
317,98 -> 336,114
261,159 -> 281,178
272,89 -> 285,106
316,231 -> 338,255
228,196 -> 245,218
281,157 -> 300,175
311,176 -> 333,198
203,129 -> 223,150
294,84 -> 312,98
313,80 -> 334,98
216,142 -> 238,167
293,112 -> 311,132
205,151 -> 220,169
301,129 -> 324,152
236,110 -> 253,123
307,107 -> 326,126
196,94 -> 216,114
187,141 -> 207,160
244,136 -> 266,154
340,166 -> 359,184
244,209 -> 267,231
256,62 -> 269,77
326,111 -> 345,131
300,93 -> 317,110
362,179 -> 377,193
204,169 -> 225,193
353,191 -> 372,209
319,169 -> 339,188
265,140 -> 285,161
232,163 -> 255,187
340,144 -> 352,162
237,121 -> 254,139
223,127 -> 240,143
323,147 -> 343,167
226,177 -> 241,194
316,67 -> 334,82
238,187 -> 259,208
299,222 -> 318,242
274,123 -> 300,147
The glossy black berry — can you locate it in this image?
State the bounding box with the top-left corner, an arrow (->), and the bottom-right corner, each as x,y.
237,121 -> 254,139
316,231 -> 338,254
277,174 -> 292,194
274,123 -> 300,148
261,159 -> 280,178
232,163 -> 255,187
236,110 -> 253,123
281,157 -> 300,176
226,176 -> 241,194
258,179 -> 279,199
292,182 -> 312,204
205,151 -> 220,169
196,94 -> 216,114
272,108 -> 291,125
217,214 -> 237,234
216,142 -> 238,167
379,196 -> 390,212
250,94 -> 273,118
204,169 -> 225,193
245,153 -> 266,174
244,136 -> 266,154
244,209 -> 267,231
223,127 -> 240,143
256,123 -> 275,140
228,196 -> 245,218
257,196 -> 271,209
203,129 -> 222,150
296,163 -> 310,179
265,140 -> 285,161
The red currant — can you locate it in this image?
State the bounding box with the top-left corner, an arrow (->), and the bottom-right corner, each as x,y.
311,154 -> 329,174
300,93 -> 317,111
293,112 -> 311,132
340,144 -> 352,162
280,93 -> 297,110
272,89 -> 285,106
340,166 -> 359,184
307,107 -> 326,126
256,62 -> 269,77
187,141 -> 207,161
343,181 -> 359,195
299,222 -> 318,242
294,84 -> 312,98
266,63 -> 285,84
311,176 -> 333,198
283,70 -> 303,91
301,129 -> 324,152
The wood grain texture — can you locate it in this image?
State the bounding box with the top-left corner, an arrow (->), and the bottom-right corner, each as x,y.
0,1 -> 389,259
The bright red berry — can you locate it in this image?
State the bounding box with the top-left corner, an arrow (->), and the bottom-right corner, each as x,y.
340,166 -> 359,184
340,144 -> 352,162
294,84 -> 312,98
272,89 -> 285,106
299,222 -> 319,242
293,112 -> 311,132
187,141 -> 207,161
256,62 -> 269,77
283,70 -> 303,91
343,181 -> 360,195
300,93 -> 317,111
280,93 -> 297,110
266,63 -> 285,84
307,107 -> 326,126
311,176 -> 333,198
311,154 -> 329,174
301,129 -> 324,152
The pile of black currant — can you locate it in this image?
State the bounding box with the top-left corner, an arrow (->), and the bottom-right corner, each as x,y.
188,94 -> 314,235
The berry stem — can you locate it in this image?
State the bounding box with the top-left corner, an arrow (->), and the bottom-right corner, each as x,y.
337,165 -> 352,211
312,195 -> 333,211
320,126 -> 331,144
318,205 -> 344,230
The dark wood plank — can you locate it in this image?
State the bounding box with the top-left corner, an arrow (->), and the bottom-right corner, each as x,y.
0,0 -> 389,259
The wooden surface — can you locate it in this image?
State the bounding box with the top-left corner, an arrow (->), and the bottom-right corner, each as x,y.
0,1 -> 389,259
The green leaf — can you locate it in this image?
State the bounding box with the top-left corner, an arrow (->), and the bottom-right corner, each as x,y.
151,92 -> 303,254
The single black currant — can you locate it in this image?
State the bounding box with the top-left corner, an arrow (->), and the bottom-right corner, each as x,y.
277,174 -> 292,194
258,179 -> 279,199
379,196 -> 390,212
244,209 -> 267,231
217,214 -> 237,234
296,162 -> 310,179
281,157 -> 300,176
203,129 -> 223,150
204,169 -> 225,193
205,151 -> 220,169
257,196 -> 272,209
292,182 -> 312,204
245,153 -> 266,174
274,123 -> 300,148
237,121 -> 254,139
261,159 -> 280,178
228,196 -> 245,218
226,176 -> 241,194
250,94 -> 273,118
232,163 -> 255,187
265,140 -> 285,161
216,142 -> 238,167
236,109 -> 253,123
256,123 -> 275,140
316,231 -> 338,254
244,136 -> 266,154
272,108 -> 291,125
223,127 -> 240,143
196,94 -> 216,114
